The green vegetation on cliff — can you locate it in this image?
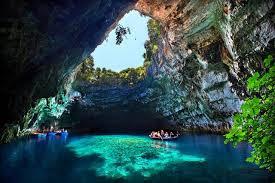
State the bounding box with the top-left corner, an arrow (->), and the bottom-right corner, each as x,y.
143,19 -> 161,67
76,56 -> 147,86
76,19 -> 161,86
225,55 -> 275,171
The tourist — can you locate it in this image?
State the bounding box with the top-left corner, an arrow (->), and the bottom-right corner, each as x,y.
42,126 -> 46,133
164,132 -> 169,138
170,132 -> 174,137
157,131 -> 163,140
160,130 -> 164,137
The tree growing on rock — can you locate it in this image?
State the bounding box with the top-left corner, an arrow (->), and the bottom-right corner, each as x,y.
225,55 -> 275,171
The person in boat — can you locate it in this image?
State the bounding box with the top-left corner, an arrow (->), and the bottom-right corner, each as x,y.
156,131 -> 160,137
164,132 -> 169,138
156,131 -> 162,140
170,132 -> 174,137
42,126 -> 46,133
160,130 -> 165,137
176,131 -> 180,136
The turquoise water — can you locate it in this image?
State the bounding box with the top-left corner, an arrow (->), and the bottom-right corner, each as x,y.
0,134 -> 272,182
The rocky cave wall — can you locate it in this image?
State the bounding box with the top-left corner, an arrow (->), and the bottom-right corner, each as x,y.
0,0 -> 137,125
0,0 -> 274,141
135,0 -> 275,132
59,80 -> 168,133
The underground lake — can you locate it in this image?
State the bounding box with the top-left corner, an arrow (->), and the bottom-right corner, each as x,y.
0,134 -> 272,183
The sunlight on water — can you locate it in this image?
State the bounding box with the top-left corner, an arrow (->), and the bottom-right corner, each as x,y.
66,135 -> 205,178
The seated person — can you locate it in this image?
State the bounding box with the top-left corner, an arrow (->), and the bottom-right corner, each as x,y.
157,131 -> 163,140
170,132 -> 174,137
160,130 -> 165,137
164,132 -> 169,138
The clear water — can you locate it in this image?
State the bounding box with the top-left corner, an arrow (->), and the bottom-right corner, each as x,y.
0,134 -> 272,183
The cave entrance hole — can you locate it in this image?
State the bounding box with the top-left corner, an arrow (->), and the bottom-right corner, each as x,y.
69,10 -> 167,134
92,10 -> 149,72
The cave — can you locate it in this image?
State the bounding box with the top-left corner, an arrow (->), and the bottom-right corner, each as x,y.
67,10 -> 169,134
0,0 -> 274,182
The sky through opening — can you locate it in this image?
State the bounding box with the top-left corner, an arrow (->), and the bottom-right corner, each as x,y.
91,10 -> 150,72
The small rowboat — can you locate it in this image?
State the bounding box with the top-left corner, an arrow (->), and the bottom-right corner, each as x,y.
55,131 -> 68,136
32,132 -> 47,138
149,134 -> 179,141
47,132 -> 56,136
32,131 -> 68,137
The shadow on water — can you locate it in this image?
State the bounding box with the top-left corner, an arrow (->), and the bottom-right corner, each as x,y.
0,136 -> 123,183
0,134 -> 273,183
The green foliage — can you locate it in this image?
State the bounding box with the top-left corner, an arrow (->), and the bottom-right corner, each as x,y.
77,56 -> 95,81
76,19 -> 162,87
147,19 -> 161,39
225,55 -> 275,171
143,19 -> 161,67
75,56 -> 147,86
115,25 -> 130,45
118,67 -> 147,85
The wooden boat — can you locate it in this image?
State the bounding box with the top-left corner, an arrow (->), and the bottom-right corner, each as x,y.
55,131 -> 68,136
32,132 -> 47,137
47,132 -> 56,136
149,134 -> 179,141
32,130 -> 68,137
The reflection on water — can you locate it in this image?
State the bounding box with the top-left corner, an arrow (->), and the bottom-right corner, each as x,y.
66,135 -> 205,177
0,134 -> 272,183
151,140 -> 177,149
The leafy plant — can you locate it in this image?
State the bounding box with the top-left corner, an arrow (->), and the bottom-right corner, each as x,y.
115,25 -> 130,45
225,55 -> 275,171
75,56 -> 147,86
143,19 -> 161,67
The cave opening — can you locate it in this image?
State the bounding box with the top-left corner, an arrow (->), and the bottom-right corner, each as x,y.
92,10 -> 149,72
32,10 -> 168,134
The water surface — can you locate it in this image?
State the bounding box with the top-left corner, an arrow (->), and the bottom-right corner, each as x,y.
0,134 -> 272,182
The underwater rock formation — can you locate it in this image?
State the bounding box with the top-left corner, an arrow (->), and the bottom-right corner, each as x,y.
0,0 -> 274,142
